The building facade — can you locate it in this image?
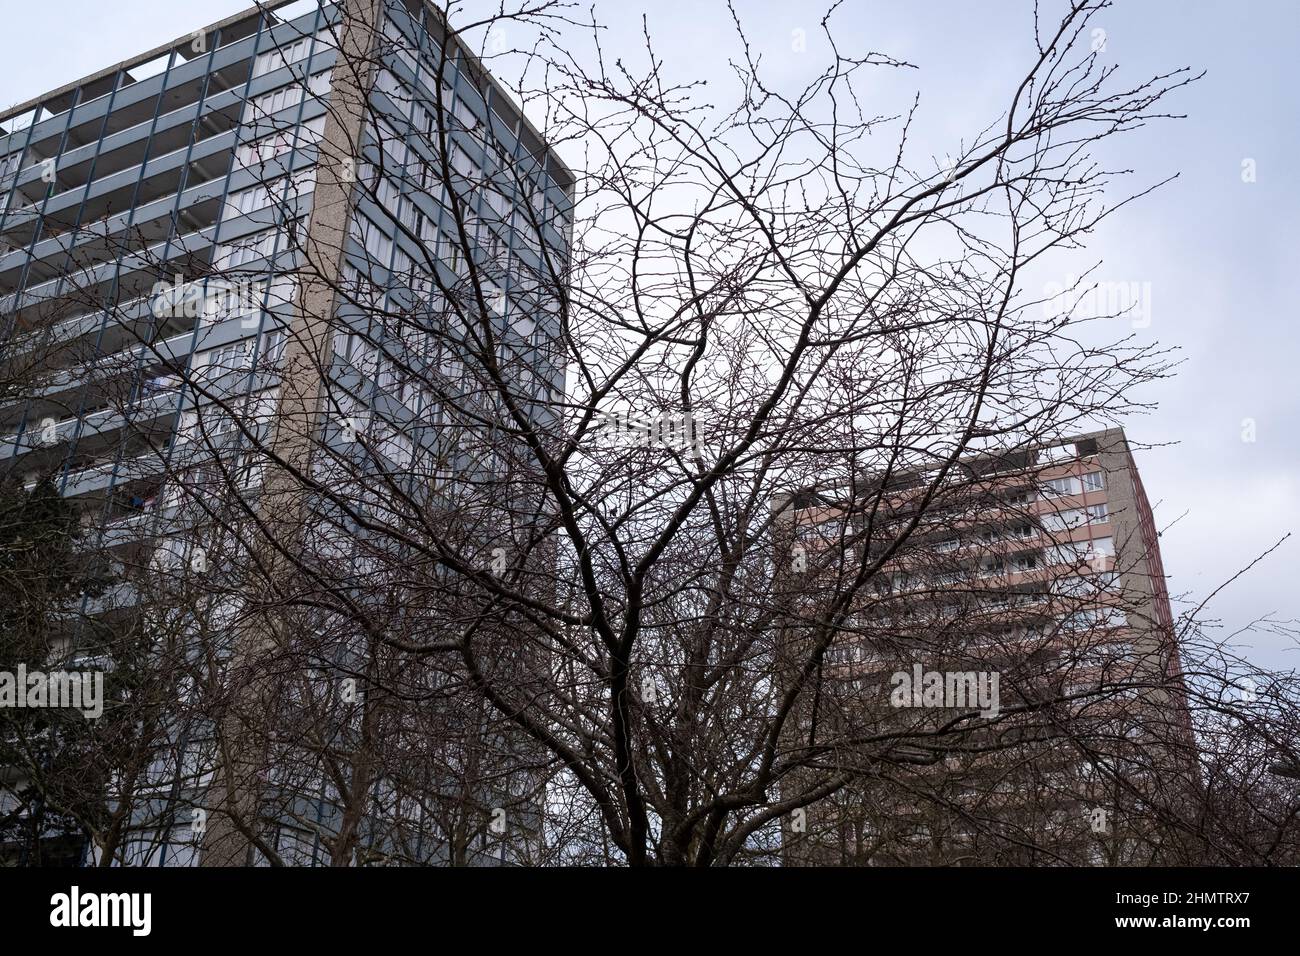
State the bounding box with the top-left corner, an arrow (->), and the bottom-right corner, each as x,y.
776,428 -> 1196,865
0,0 -> 571,865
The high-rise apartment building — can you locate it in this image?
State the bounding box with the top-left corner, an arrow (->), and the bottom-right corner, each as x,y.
0,0 -> 571,865
776,428 -> 1195,865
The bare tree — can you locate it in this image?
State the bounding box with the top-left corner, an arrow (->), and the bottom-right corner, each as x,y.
4,0 -> 1296,868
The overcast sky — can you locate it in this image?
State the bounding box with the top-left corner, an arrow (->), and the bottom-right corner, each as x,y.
2,0 -> 1296,667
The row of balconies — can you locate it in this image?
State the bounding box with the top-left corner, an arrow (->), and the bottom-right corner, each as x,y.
0,104 -> 327,304
3,276 -> 297,423
0,1 -> 336,181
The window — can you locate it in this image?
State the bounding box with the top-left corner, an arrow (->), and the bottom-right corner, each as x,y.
418,157 -> 448,207
331,389 -> 370,430
437,231 -> 464,274
1085,503 -> 1109,524
374,68 -> 409,102
1061,609 -> 1095,632
337,333 -> 380,379
485,185 -> 510,220
376,354 -> 398,391
454,96 -> 479,131
1053,575 -> 1091,598
214,229 -> 282,269
162,832 -> 200,868
228,184 -> 270,217
226,174 -> 314,220
0,150 -> 20,186
513,209 -> 540,254
240,388 -> 280,435
1088,536 -> 1115,558
352,214 -> 393,264
332,327 -> 351,361
1081,470 -> 1105,492
451,143 -> 476,179
1012,552 -> 1041,572
513,312 -> 536,341
1039,443 -> 1076,464
249,71 -> 329,117
119,832 -> 165,867
339,262 -> 384,307
1101,639 -> 1134,662
252,36 -> 314,78
1040,508 -> 1086,533
1041,475 -> 1082,498
238,131 -> 292,168
200,339 -> 256,376
391,247 -> 413,282
200,279 -> 266,327
372,119 -> 409,168
411,100 -> 432,137
1062,607 -> 1127,632
236,116 -> 325,168
382,18 -> 418,71
276,827 -> 319,866
417,210 -> 437,248
376,425 -> 414,468
261,329 -> 287,365
1054,571 -> 1120,597
249,82 -> 304,118
396,370 -> 427,412
360,164 -> 401,215
437,79 -> 455,113
1047,541 -> 1089,565
236,452 -> 266,491
265,272 -> 300,310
